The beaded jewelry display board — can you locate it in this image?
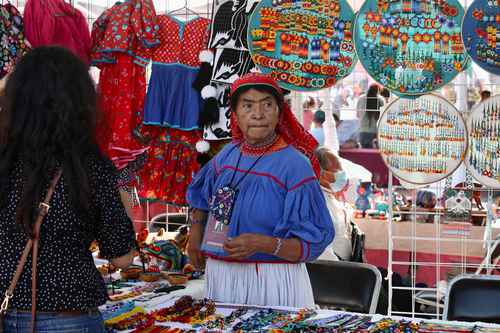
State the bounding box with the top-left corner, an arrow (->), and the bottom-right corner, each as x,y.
247,0 -> 357,91
354,0 -> 469,95
465,94 -> 500,189
378,94 -> 467,184
462,0 -> 500,75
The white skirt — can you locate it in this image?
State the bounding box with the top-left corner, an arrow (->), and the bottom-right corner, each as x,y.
205,258 -> 315,308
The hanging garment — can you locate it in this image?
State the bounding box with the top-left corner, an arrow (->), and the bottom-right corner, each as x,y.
24,0 -> 91,64
143,15 -> 210,130
0,3 -> 30,79
91,0 -> 159,172
138,128 -> 202,206
90,0 -> 159,65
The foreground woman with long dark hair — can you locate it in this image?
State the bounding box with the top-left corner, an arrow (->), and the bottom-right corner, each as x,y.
0,46 -> 136,332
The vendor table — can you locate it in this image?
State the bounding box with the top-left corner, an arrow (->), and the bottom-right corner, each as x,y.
101,293 -> 500,332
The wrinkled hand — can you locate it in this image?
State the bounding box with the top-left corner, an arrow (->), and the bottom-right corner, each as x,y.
223,233 -> 268,259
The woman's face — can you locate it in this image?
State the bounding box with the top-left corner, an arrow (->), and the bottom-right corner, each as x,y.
235,88 -> 279,145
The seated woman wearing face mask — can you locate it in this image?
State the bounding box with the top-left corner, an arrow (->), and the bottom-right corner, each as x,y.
314,146 -> 353,261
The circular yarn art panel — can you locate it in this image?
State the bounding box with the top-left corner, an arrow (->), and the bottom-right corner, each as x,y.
354,0 -> 469,95
462,0 -> 500,75
378,95 -> 467,184
465,95 -> 500,189
247,0 -> 357,91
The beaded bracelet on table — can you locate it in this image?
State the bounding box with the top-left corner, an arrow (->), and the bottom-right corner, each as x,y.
152,296 -> 216,324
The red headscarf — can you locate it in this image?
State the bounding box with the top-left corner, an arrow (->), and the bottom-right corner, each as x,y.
230,73 -> 320,177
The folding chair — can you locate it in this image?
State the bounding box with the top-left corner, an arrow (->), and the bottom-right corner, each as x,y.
306,260 -> 382,314
444,274 -> 500,324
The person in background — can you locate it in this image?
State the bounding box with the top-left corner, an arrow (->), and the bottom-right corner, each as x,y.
310,110 -> 326,146
0,47 -> 136,332
480,90 -> 491,102
358,84 -> 384,148
314,146 -> 352,261
380,87 -> 391,105
302,96 -> 315,131
187,73 -> 334,308
335,112 -> 360,149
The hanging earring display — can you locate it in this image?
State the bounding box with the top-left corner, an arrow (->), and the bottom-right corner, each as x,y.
247,0 -> 357,91
465,95 -> 500,189
378,94 -> 467,184
462,0 -> 500,75
353,0 -> 469,95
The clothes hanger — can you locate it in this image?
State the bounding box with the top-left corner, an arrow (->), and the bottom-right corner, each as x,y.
167,0 -> 200,18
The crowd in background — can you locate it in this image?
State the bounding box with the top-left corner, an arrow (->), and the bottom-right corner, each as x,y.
301,78 -> 494,152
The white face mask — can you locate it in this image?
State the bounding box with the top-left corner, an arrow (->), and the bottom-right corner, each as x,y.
329,170 -> 348,193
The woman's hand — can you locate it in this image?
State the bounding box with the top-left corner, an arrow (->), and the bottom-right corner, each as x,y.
223,233 -> 274,259
187,222 -> 205,270
224,234 -> 303,262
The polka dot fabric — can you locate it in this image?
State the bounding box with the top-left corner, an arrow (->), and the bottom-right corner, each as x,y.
0,157 -> 136,311
151,15 -> 210,66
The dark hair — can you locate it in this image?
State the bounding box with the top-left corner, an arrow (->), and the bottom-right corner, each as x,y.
302,96 -> 315,109
366,83 -> 383,121
380,87 -> 390,99
0,46 -> 102,236
230,84 -> 284,110
313,110 -> 325,124
480,90 -> 491,100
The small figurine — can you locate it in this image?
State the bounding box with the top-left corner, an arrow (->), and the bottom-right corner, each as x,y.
143,240 -> 188,272
174,225 -> 190,253
472,183 -> 484,210
355,182 -> 373,217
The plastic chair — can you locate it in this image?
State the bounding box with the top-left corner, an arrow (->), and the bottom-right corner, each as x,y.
443,274 -> 500,324
306,260 -> 382,314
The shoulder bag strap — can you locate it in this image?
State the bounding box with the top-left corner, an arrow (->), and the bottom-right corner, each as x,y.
0,169 -> 62,333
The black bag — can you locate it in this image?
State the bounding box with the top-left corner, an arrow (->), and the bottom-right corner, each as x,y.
350,222 -> 366,263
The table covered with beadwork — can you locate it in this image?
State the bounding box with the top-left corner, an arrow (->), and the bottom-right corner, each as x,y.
101,295 -> 500,332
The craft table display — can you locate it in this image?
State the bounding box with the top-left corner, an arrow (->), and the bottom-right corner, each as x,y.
465,94 -> 500,189
353,0 -> 468,95
378,95 -> 467,185
247,0 -> 357,91
461,0 -> 500,75
101,295 -> 500,332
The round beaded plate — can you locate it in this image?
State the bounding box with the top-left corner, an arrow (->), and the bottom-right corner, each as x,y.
461,0 -> 500,75
247,0 -> 357,91
378,94 -> 467,184
354,0 -> 469,95
465,94 -> 500,189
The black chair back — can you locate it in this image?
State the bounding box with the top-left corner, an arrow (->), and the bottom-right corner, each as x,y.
444,274 -> 500,324
306,260 -> 382,313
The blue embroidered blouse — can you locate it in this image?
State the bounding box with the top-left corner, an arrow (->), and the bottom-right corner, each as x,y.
187,143 -> 335,262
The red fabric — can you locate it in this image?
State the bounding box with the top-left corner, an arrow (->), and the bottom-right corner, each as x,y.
91,0 -> 160,171
96,53 -> 150,169
24,0 -> 91,64
151,16 -> 210,66
138,128 -> 202,206
90,0 -> 159,65
230,73 -> 320,177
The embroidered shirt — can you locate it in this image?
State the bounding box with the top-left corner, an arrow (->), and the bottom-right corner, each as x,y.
187,143 -> 335,262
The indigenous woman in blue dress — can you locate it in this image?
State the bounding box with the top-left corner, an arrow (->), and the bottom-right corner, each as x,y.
186,73 -> 334,308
